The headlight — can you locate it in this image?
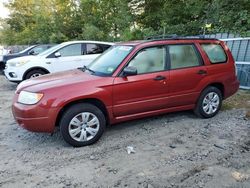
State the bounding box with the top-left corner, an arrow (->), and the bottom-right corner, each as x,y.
18,91 -> 44,105
8,60 -> 30,67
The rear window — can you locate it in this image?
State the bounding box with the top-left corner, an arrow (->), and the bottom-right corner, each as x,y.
201,44 -> 227,64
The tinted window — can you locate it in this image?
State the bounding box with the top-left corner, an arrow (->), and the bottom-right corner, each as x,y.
86,44 -> 103,54
169,44 -> 200,69
128,46 -> 166,74
58,44 -> 82,57
102,44 -> 111,51
201,44 -> 227,63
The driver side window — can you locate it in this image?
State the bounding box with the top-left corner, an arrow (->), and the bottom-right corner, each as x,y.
127,46 -> 166,74
58,44 -> 82,57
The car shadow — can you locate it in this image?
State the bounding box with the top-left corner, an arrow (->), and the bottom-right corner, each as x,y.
8,110 -> 197,149
106,110 -> 197,132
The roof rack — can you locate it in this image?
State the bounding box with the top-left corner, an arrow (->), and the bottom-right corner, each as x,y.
145,34 -> 218,41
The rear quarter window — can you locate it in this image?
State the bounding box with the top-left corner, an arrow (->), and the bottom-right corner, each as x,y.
102,44 -> 112,51
201,44 -> 227,64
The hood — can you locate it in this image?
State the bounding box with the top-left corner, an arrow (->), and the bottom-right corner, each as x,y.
16,69 -> 104,93
7,55 -> 38,64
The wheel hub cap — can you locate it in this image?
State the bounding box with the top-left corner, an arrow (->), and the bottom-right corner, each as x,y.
68,112 -> 100,142
202,92 -> 220,115
30,73 -> 42,78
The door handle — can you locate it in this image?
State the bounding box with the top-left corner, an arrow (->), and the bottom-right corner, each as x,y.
154,75 -> 166,81
46,62 -> 51,64
197,70 -> 207,75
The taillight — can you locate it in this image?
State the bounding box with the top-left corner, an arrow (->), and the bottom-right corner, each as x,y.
234,63 -> 238,76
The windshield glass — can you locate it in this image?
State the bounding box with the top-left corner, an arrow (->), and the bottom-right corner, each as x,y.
88,45 -> 133,76
38,43 -> 65,56
19,45 -> 36,54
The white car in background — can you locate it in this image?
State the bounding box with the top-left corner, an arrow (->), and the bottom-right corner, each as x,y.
4,41 -> 113,82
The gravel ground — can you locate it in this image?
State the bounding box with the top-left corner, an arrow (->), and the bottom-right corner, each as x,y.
0,75 -> 250,188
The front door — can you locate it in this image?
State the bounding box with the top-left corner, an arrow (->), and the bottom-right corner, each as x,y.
113,46 -> 170,117
50,43 -> 83,72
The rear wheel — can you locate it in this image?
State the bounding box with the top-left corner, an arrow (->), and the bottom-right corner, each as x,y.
25,69 -> 46,80
194,86 -> 222,118
60,103 -> 106,147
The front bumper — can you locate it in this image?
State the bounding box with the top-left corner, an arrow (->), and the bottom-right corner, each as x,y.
4,66 -> 24,82
12,97 -> 58,133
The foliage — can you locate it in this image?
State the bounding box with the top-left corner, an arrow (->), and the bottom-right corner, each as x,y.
0,0 -> 249,45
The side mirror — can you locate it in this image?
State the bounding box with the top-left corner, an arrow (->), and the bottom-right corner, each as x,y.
54,52 -> 61,58
122,66 -> 137,77
28,50 -> 35,55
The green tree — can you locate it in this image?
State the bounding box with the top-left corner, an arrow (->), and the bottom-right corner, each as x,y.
79,0 -> 133,41
0,0 -> 249,45
205,0 -> 250,35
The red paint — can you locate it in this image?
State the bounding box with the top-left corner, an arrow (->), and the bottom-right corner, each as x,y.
12,39 -> 239,133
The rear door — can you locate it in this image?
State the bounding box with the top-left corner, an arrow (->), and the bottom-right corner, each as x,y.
113,46 -> 170,117
81,43 -> 109,66
167,43 -> 207,107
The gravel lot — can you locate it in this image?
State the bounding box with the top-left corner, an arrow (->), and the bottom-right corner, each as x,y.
0,75 -> 250,188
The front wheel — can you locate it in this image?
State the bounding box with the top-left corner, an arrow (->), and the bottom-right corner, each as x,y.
194,86 -> 222,118
60,103 -> 106,147
25,69 -> 47,80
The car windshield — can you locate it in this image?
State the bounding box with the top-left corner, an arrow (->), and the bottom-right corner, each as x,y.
18,45 -> 36,54
88,45 -> 133,76
38,43 -> 65,57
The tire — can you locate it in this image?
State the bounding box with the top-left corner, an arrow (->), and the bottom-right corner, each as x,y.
59,103 -> 106,147
0,62 -> 5,71
194,86 -> 222,118
25,69 -> 46,80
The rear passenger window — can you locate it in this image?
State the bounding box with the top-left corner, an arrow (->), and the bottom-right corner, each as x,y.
169,44 -> 200,69
86,44 -> 103,54
201,44 -> 227,64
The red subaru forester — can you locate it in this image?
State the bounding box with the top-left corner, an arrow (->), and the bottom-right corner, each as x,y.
12,38 -> 239,147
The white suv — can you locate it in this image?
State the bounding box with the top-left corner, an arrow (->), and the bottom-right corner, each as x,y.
4,41 -> 113,82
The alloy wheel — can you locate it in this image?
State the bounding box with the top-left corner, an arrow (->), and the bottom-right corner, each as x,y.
202,92 -> 220,115
68,112 -> 100,142
30,73 -> 43,78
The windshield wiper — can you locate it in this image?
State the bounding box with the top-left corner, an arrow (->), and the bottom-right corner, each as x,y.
78,65 -> 95,74
83,65 -> 95,74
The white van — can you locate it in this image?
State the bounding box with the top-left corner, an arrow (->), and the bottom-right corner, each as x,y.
4,41 -> 113,82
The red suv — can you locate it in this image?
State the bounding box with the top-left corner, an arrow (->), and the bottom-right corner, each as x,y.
12,38 -> 239,147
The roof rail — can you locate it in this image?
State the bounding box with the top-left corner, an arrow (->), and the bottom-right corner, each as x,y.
145,34 -> 178,40
145,34 -> 217,41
